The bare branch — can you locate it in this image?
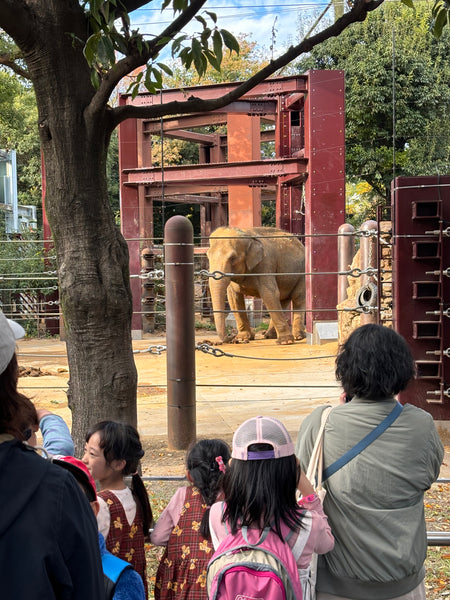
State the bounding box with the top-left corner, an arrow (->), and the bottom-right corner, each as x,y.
87,0 -> 208,117
0,53 -> 30,79
111,0 -> 384,128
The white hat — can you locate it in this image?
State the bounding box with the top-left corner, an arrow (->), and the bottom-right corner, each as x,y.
0,311 -> 25,375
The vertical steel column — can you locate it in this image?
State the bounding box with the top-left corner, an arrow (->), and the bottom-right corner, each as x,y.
303,70 -> 346,341
118,101 -> 141,333
165,216 -> 196,449
338,224 -> 355,305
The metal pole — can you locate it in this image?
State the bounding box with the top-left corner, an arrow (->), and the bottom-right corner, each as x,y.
338,224 -> 355,305
360,220 -> 378,325
164,216 -> 196,449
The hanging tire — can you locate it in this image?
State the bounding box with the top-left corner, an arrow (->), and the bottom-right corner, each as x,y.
356,282 -> 378,308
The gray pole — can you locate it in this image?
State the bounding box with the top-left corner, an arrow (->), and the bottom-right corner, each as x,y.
164,215 -> 196,449
338,223 -> 355,305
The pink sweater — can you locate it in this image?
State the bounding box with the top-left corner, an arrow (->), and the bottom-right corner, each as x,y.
208,494 -> 334,569
151,486 -> 190,546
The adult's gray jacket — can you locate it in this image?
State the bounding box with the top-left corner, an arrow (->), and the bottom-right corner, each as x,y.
295,398 -> 444,600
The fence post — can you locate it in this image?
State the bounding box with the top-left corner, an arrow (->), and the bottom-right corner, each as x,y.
338,224 -> 355,305
164,216 -> 196,449
359,220 -> 378,325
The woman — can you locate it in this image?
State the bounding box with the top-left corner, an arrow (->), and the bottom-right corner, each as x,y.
296,324 -> 444,600
0,311 -> 103,598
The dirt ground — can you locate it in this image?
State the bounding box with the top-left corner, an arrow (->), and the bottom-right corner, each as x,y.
16,330 -> 450,479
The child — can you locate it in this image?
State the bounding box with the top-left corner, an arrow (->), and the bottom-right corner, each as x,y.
83,421 -> 153,597
209,416 -> 334,597
52,454 -> 146,600
151,438 -> 231,600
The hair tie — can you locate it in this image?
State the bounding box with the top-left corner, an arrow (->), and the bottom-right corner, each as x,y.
131,471 -> 139,476
215,456 -> 226,473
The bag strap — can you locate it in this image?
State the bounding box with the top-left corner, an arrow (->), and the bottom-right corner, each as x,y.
306,406 -> 333,488
322,401 -> 403,481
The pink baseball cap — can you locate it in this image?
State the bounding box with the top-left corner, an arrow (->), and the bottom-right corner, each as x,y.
52,455 -> 97,502
232,415 -> 295,460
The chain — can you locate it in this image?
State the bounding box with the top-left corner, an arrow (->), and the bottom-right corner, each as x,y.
197,267 -> 378,280
133,345 -> 167,355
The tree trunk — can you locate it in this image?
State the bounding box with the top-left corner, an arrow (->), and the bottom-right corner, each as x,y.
19,2 -> 137,452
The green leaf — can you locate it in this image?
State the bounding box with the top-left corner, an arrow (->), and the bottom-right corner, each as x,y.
201,27 -> 212,47
220,29 -> 240,54
161,0 -> 172,10
191,38 -> 203,75
400,0 -> 414,8
101,35 -> 116,65
90,69 -> 100,90
195,15 -> 207,28
111,32 -> 128,55
152,67 -> 163,88
83,33 -> 100,66
213,30 -> 223,66
204,49 -> 220,72
157,62 -> 173,76
173,0 -> 188,12
433,7 -> 448,37
205,11 -> 217,24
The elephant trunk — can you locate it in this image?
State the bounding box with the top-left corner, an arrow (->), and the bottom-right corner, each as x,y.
209,276 -> 231,342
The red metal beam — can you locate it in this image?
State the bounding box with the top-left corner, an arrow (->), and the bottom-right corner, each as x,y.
124,158 -> 307,187
122,75 -> 308,106
284,93 -> 306,110
152,129 -> 216,145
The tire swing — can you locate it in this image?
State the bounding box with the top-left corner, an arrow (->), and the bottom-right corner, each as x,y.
356,281 -> 378,310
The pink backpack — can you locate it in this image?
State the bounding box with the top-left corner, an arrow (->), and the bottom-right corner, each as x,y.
207,524 -> 304,600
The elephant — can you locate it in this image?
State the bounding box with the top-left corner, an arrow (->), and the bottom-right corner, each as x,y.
207,226 -> 306,344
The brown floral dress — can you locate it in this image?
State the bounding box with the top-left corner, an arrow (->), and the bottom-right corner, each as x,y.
154,486 -> 213,600
99,489 -> 148,597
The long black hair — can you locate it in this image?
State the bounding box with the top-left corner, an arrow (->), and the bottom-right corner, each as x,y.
336,324 -> 415,400
186,438 -> 231,538
222,443 -> 303,541
0,354 -> 38,440
86,420 -> 153,537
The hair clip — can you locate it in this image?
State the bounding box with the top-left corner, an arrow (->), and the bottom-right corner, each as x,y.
215,455 -> 226,473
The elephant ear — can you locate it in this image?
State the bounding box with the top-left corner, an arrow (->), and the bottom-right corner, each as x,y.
246,237 -> 264,271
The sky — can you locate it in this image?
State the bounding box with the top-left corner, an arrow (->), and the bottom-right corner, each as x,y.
130,0 -> 335,62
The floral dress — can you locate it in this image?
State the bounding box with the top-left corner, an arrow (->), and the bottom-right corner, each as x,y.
99,489 -> 148,597
154,486 -> 213,600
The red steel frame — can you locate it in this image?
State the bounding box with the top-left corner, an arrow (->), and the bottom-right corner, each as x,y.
119,71 -> 346,336
393,176 -> 450,420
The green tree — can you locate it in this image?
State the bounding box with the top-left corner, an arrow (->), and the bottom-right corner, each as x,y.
0,70 -> 41,207
297,2 -> 450,205
0,0 -> 385,449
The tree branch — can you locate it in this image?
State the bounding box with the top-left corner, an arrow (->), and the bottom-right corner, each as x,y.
0,53 -> 30,79
87,0 -> 208,117
0,1 -> 34,52
110,0 -> 385,128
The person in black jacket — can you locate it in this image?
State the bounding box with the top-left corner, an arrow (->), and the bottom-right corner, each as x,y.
0,311 -> 104,599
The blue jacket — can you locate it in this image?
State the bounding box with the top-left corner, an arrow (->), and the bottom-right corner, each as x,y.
99,533 -> 146,600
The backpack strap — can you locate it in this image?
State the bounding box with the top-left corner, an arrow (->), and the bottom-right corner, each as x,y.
242,525 -> 270,546
322,401 -> 403,481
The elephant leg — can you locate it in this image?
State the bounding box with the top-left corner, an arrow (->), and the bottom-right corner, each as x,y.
259,281 -> 294,345
291,281 -> 306,340
264,299 -> 289,339
227,285 -> 254,342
